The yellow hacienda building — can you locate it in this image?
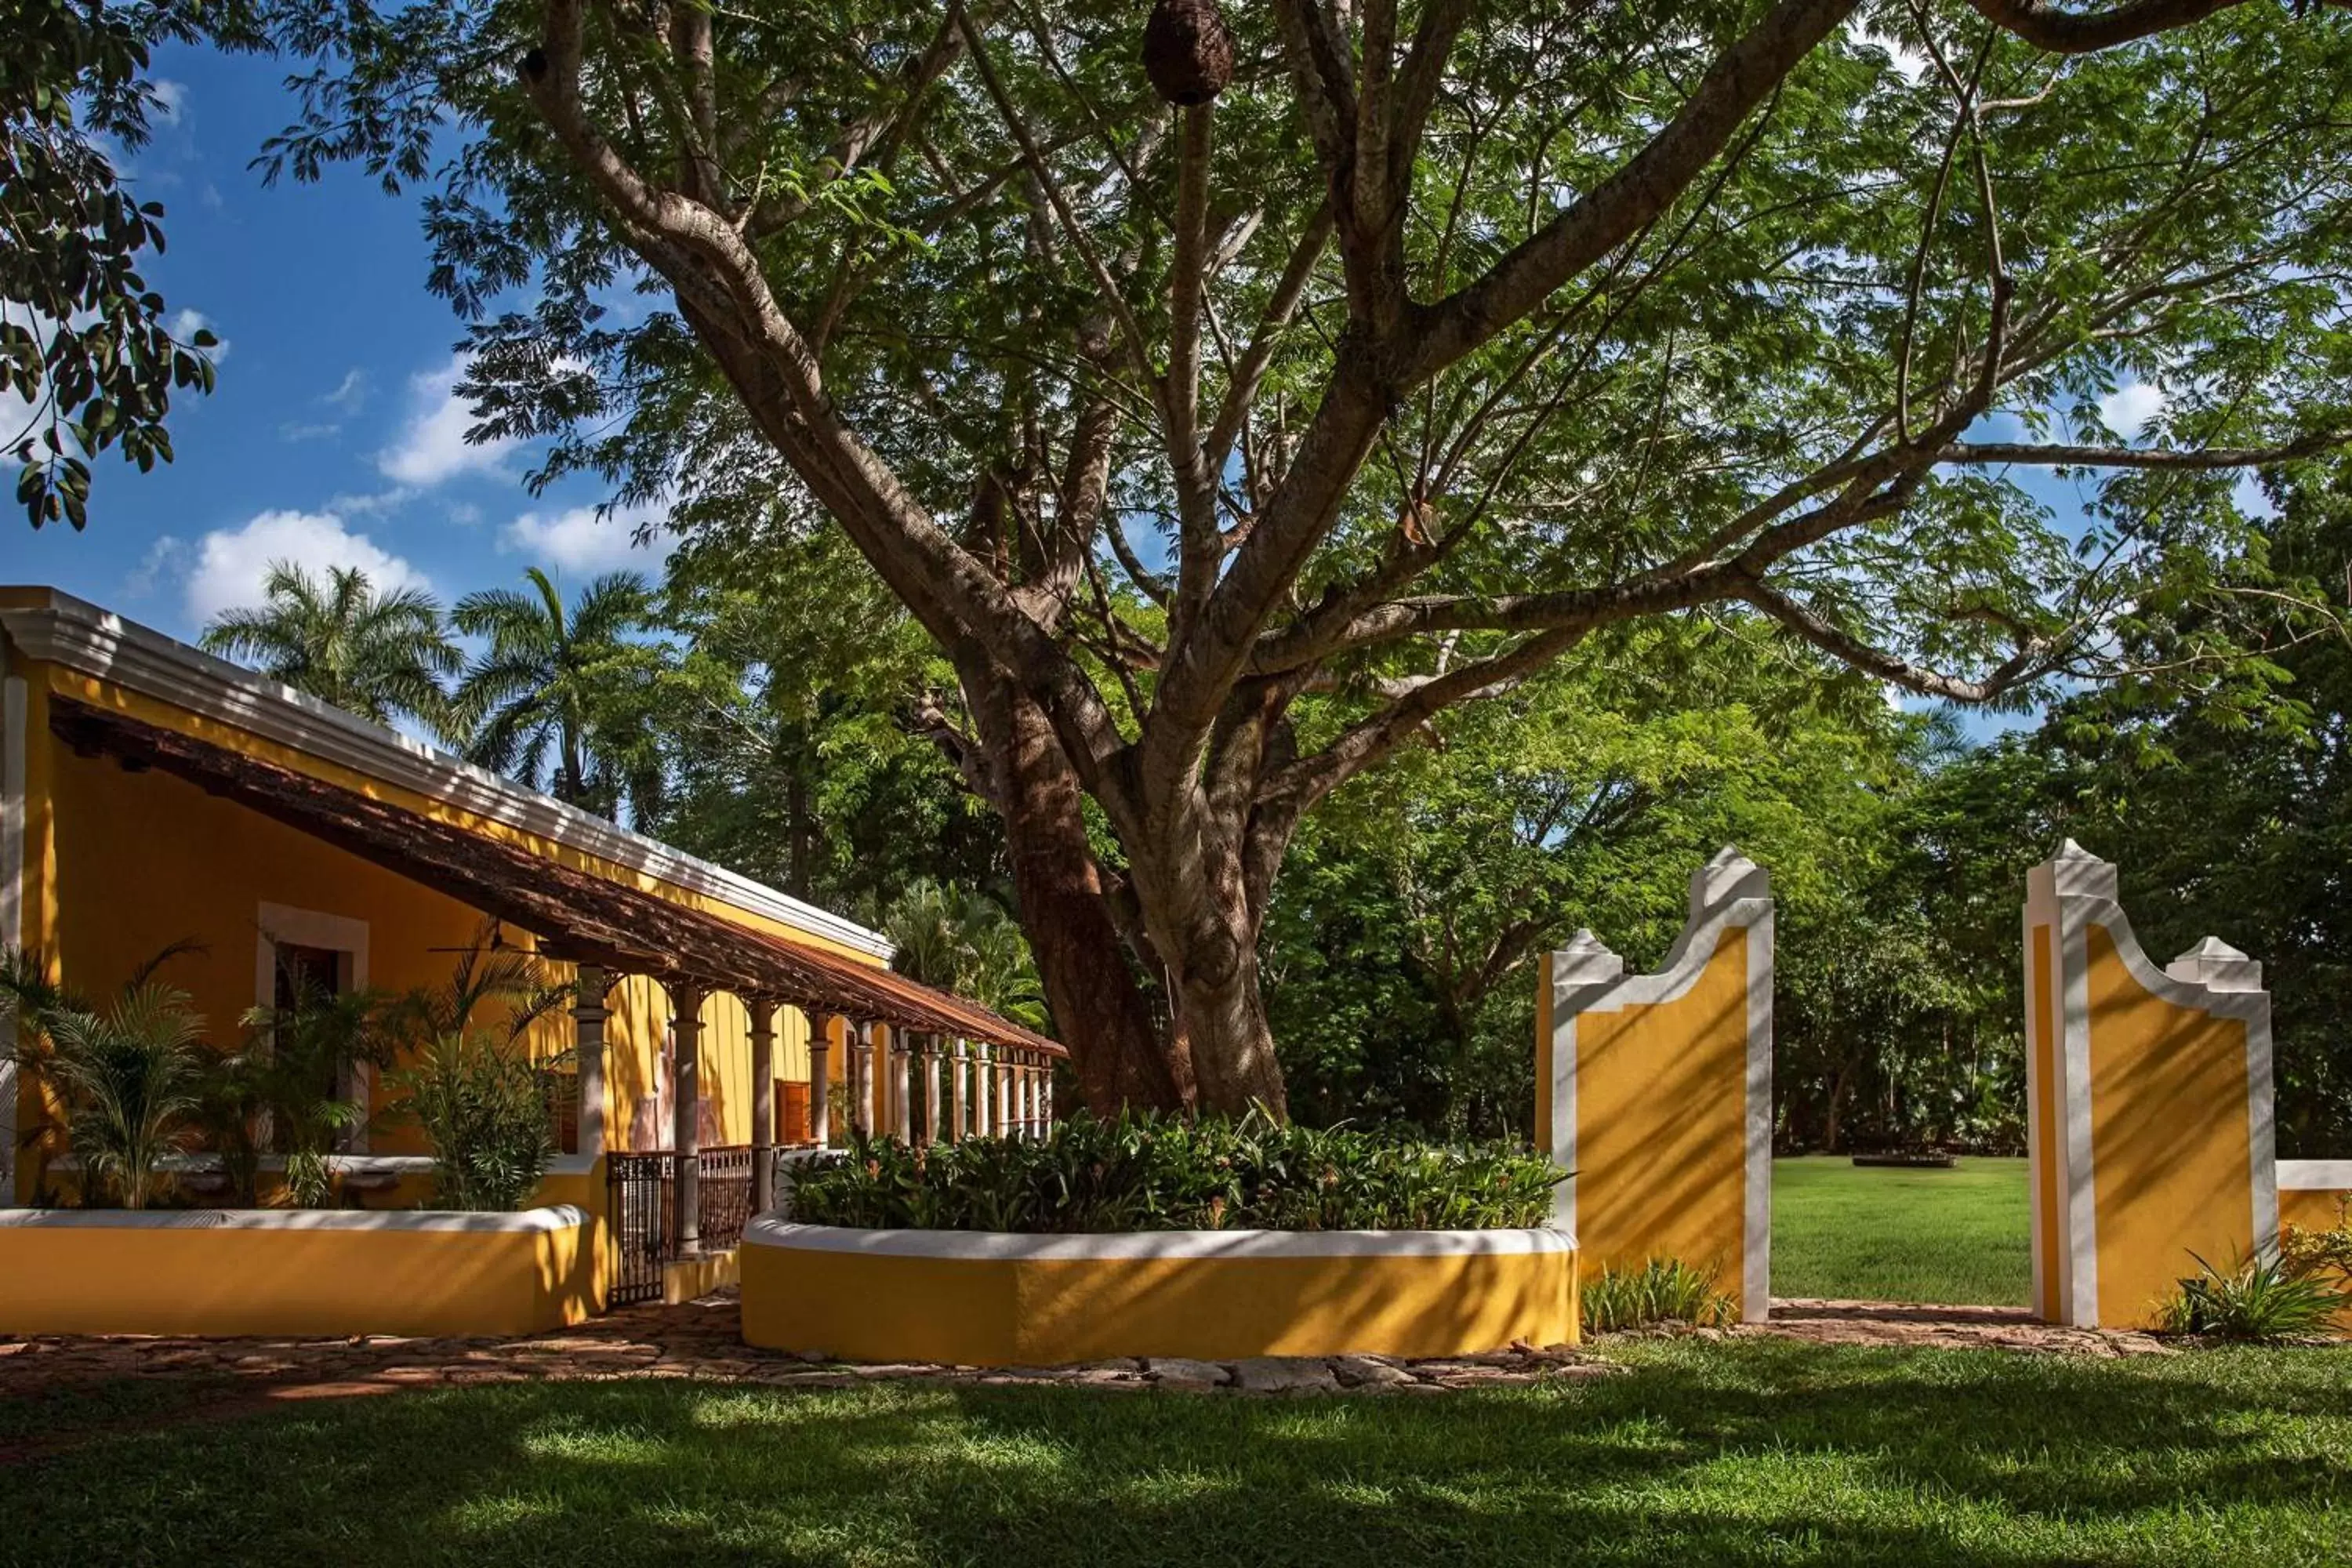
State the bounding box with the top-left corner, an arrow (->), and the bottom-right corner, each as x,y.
0,586 -> 1061,1334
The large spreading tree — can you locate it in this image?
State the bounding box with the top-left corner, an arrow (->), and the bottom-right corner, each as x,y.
264,0 -> 2352,1114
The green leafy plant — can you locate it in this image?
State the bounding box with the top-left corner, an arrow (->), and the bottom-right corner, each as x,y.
383,926 -> 572,1211
786,1109 -> 1561,1232
231,967 -> 395,1207
1,942 -> 207,1208
2154,1251 -> 2352,1341
1579,1258 -> 1739,1334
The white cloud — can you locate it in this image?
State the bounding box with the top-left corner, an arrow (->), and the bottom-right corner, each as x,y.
179,510 -> 430,629
322,368 -> 368,412
169,308 -> 227,361
499,504 -> 671,575
278,420 -> 339,443
376,357 -> 516,487
123,536 -> 187,601
2098,381 -> 2166,439
150,79 -> 188,125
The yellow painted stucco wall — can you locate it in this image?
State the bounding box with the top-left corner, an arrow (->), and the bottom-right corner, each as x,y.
1550,929 -> 1750,1282
741,1233 -> 1578,1362
5,638 -> 853,1201
0,1211 -> 598,1337
2084,926 -> 2258,1328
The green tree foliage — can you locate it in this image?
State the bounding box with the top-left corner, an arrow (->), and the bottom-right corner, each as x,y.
5,0 -> 256,528
1267,623 -> 1926,1137
200,561 -> 461,730
452,566 -> 665,820
249,0 -> 2352,1114
643,529 -> 1007,910
1929,464 -> 2352,1156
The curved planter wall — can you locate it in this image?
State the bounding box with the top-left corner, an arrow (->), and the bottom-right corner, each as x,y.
0,1204 -> 601,1337
741,1220 -> 1578,1363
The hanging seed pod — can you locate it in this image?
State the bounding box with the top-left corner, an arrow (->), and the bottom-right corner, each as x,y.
1142,0 -> 1236,107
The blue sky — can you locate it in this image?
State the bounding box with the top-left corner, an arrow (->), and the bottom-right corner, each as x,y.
0,42 -> 673,645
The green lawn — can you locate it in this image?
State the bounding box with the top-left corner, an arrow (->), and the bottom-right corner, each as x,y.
1773,1156 -> 2031,1305
4,1340 -> 2348,1565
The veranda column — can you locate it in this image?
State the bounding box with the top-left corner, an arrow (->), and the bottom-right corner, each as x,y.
850,1022 -> 874,1137
890,1029 -> 913,1141
998,1048 -> 1018,1139
671,982 -> 705,1255
1022,1058 -> 1040,1136
572,965 -> 610,1161
920,1036 -> 942,1145
949,1039 -> 969,1143
749,996 -> 778,1214
808,1014 -> 833,1148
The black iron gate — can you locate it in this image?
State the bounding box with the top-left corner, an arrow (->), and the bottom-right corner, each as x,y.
605,1145 -> 758,1308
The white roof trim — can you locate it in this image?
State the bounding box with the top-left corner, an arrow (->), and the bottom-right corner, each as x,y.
0,587 -> 892,960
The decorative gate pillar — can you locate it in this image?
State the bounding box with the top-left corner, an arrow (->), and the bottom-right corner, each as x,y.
1538,848 -> 1774,1323
2024,840 -> 2277,1327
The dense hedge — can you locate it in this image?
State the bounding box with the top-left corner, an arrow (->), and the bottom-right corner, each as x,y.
784,1110 -> 1561,1232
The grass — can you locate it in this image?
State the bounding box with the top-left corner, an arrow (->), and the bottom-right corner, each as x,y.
1773,1156 -> 2031,1305
3,1340 -> 2349,1565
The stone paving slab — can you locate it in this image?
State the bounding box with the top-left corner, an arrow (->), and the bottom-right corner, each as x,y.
0,1292 -> 2196,1440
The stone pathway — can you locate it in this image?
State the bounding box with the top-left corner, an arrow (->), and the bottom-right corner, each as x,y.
1750,1299 -> 2177,1356
0,1291 -> 2190,1459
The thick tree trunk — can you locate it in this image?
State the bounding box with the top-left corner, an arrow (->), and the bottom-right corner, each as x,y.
975,678 -> 1188,1116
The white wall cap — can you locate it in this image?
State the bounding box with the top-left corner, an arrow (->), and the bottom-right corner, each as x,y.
1551,928 -> 1626,987
2031,838 -> 2120,903
1689,845 -> 1769,915
2167,936 -> 2263,993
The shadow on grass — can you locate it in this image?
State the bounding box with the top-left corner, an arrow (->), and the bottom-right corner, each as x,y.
1,1339 -> 2346,1567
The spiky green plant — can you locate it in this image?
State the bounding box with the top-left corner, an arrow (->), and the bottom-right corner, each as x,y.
1579,1258 -> 1739,1334
2154,1251 -> 2352,1341
2,943 -> 207,1209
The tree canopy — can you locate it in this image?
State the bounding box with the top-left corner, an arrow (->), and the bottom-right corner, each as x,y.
254,0 -> 2352,1113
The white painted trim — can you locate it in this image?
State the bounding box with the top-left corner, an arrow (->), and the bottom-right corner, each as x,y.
1544,848 -> 1773,1322
0,1203 -> 585,1232
0,588 -> 891,960
2279,1160 -> 2352,1191
0,673 -> 24,1206
744,1218 -> 1575,1261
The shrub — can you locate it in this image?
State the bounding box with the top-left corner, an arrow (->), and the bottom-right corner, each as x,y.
382,926 -> 573,1211
786,1109 -> 1561,1232
2281,1196 -> 2352,1291
2,943 -> 207,1209
388,1033 -> 558,1212
1579,1258 -> 1738,1333
2154,1252 -> 2352,1341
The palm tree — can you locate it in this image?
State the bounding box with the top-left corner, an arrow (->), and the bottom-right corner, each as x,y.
880,880 -> 1047,1029
452,567 -> 661,820
201,562 -> 459,731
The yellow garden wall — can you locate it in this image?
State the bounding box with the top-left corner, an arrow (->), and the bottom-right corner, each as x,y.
2023,842 -> 2276,1330
0,1205 -> 597,1337
741,1221 -> 1577,1363
1539,849 -> 1772,1322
